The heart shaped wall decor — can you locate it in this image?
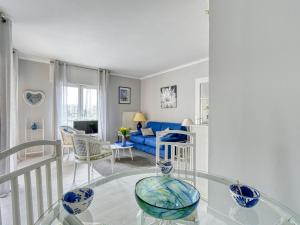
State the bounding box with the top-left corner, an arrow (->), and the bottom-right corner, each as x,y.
23,90 -> 46,106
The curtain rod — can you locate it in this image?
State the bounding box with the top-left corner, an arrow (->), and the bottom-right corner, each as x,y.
0,12 -> 7,23
50,60 -> 108,72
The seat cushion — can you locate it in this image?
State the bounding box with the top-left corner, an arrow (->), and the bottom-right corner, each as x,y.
144,136 -> 157,148
130,135 -> 145,144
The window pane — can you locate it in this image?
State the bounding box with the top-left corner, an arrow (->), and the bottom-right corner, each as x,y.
67,86 -> 79,126
82,88 -> 97,120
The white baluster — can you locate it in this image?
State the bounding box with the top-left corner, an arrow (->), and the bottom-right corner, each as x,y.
36,167 -> 44,217
56,141 -> 63,199
45,163 -> 53,208
11,177 -> 21,225
24,171 -> 34,225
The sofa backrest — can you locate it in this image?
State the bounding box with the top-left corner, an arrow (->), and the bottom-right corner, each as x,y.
146,121 -> 186,135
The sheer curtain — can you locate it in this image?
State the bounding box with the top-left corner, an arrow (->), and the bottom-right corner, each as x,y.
11,50 -> 19,170
97,69 -> 109,141
0,15 -> 12,196
52,61 -> 68,139
83,88 -> 97,120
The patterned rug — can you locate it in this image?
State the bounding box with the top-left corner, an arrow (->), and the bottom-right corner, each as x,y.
93,148 -> 156,177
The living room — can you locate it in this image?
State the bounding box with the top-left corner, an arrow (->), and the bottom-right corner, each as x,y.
1,0 -> 300,225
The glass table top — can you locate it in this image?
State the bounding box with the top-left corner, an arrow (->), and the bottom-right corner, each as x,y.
35,168 -> 300,225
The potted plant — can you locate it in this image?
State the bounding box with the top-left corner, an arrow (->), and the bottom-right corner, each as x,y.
119,127 -> 130,146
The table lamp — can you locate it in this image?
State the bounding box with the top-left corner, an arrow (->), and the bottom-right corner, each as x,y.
181,118 -> 193,131
133,112 -> 146,131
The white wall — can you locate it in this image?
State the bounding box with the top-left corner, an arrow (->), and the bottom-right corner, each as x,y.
18,59 -> 53,150
210,0 -> 300,213
108,75 -> 140,142
18,59 -> 141,147
141,61 -> 209,123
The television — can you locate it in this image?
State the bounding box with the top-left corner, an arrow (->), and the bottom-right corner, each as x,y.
73,120 -> 98,134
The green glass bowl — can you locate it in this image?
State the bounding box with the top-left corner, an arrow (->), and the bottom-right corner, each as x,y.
135,176 -> 200,220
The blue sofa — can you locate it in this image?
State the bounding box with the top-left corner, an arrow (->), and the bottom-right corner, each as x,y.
130,121 -> 187,158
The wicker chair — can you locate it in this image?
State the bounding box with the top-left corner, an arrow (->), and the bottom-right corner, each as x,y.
59,126 -> 85,159
72,134 -> 114,184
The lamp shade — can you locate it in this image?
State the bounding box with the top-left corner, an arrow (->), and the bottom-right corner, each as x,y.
133,112 -> 146,122
181,118 -> 193,126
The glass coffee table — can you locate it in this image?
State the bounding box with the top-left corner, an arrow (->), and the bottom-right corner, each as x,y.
111,141 -> 134,160
35,168 -> 300,225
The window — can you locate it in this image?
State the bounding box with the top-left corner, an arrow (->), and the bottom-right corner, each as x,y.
66,85 -> 98,126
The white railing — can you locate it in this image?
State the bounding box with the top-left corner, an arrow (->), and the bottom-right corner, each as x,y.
156,130 -> 196,184
0,140 -> 62,225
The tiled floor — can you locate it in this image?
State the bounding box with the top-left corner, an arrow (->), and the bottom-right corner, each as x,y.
0,153 -> 102,225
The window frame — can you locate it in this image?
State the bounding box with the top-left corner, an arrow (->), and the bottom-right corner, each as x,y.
66,83 -> 98,123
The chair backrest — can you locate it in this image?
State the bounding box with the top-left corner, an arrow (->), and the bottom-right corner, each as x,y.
0,140 -> 62,225
72,134 -> 111,161
156,130 -> 196,184
59,126 -> 85,146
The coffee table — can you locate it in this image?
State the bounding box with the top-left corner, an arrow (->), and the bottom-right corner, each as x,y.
111,141 -> 134,160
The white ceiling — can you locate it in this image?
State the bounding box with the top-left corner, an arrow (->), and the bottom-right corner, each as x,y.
0,0 -> 208,78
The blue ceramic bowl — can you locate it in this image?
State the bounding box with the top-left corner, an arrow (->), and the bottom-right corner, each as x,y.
157,160 -> 173,175
229,184 -> 260,208
62,188 -> 94,215
135,176 -> 200,220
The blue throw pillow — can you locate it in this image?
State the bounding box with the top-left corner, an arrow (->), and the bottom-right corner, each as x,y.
160,133 -> 177,142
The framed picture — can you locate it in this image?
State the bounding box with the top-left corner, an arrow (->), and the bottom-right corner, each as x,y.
23,90 -> 46,106
160,85 -> 177,108
119,86 -> 131,104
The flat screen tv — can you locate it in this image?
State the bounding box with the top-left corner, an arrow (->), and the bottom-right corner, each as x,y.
73,120 -> 98,134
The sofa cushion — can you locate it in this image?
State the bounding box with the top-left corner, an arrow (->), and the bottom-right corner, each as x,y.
146,122 -> 162,134
141,128 -> 154,136
131,131 -> 142,136
161,122 -> 182,131
130,135 -> 145,144
160,133 -> 177,142
144,136 -> 157,148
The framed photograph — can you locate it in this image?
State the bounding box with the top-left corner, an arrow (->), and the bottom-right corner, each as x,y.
119,86 -> 131,104
160,85 -> 177,108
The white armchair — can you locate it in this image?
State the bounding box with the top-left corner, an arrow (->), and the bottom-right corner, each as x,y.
72,134 -> 114,184
59,126 -> 85,159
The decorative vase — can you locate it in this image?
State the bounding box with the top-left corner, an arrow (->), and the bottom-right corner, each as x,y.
31,122 -> 37,130
121,135 -> 126,147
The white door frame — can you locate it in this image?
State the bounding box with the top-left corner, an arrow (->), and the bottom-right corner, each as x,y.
195,77 -> 209,124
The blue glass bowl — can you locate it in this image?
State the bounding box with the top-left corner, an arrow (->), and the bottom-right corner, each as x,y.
62,188 -> 94,215
230,184 -> 260,208
135,176 -> 200,220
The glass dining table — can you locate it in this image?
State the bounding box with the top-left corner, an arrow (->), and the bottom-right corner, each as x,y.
35,167 -> 300,225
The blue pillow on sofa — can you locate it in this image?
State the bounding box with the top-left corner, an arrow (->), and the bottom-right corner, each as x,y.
160,133 -> 177,141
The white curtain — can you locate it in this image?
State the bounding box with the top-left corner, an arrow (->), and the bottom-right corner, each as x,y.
52,61 -> 68,139
0,15 -> 12,196
10,50 -> 19,170
97,69 -> 109,141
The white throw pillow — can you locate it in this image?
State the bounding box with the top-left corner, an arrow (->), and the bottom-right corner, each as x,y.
141,128 -> 154,136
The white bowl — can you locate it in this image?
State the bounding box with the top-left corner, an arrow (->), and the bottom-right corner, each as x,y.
62,188 -> 94,215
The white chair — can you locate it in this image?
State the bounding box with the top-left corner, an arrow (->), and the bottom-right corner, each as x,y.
0,140 -> 62,225
59,126 -> 85,159
156,130 -> 196,185
72,134 -> 114,184
137,130 -> 197,225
